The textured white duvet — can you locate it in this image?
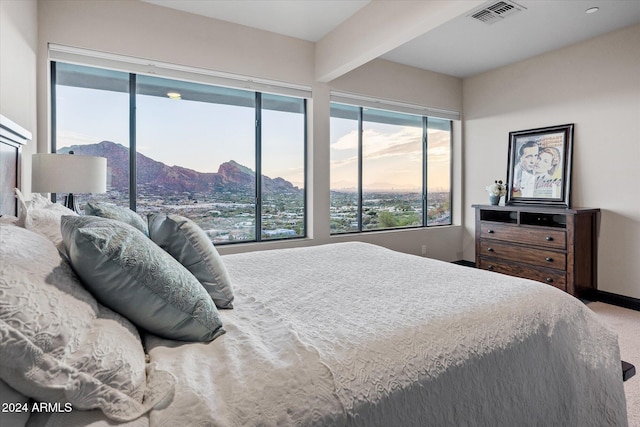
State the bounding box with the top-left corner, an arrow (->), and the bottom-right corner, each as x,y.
142,242 -> 627,427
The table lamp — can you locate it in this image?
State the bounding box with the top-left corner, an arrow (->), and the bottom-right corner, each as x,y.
32,152 -> 107,213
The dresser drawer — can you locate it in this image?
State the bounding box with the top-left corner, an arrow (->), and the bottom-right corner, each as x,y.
480,223 -> 566,249
478,257 -> 567,291
478,240 -> 567,270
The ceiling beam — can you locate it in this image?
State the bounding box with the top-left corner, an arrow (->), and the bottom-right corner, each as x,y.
315,0 -> 485,82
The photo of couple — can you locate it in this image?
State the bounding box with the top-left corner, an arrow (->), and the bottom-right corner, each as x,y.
506,124 -> 573,207
512,137 -> 563,198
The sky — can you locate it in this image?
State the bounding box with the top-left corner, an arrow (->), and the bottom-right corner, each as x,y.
330,117 -> 451,192
57,84 -> 450,192
57,85 -> 305,187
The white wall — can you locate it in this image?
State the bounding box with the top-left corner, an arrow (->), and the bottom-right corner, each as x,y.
463,24 -> 640,299
0,0 -> 37,194
36,0 -> 464,261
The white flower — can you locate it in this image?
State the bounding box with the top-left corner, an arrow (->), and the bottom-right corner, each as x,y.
486,180 -> 507,196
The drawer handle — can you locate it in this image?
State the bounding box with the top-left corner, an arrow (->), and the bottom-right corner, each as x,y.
487,265 -> 494,271
546,278 -> 554,283
545,257 -> 553,262
545,236 -> 554,241
487,247 -> 494,252
487,229 -> 494,234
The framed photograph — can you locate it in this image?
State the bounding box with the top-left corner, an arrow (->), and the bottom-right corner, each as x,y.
506,123 -> 574,207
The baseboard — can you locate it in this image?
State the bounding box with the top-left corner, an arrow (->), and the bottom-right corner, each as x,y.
452,260 -> 475,267
590,290 -> 640,312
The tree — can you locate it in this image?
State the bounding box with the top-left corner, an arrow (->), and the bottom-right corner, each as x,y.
378,211 -> 398,228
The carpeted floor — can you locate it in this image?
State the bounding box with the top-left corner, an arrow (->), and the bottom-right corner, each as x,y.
588,302 -> 640,427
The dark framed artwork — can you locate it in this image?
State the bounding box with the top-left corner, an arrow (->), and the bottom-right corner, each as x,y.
506,124 -> 573,207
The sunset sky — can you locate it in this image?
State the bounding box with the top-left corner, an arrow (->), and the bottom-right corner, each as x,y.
57,85 -> 449,192
330,117 -> 451,192
56,85 -> 305,186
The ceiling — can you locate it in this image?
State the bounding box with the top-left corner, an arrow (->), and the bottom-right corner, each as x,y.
141,0 -> 640,79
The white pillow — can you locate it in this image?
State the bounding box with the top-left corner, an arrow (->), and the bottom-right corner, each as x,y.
0,224 -> 175,422
0,215 -> 19,226
14,189 -> 77,246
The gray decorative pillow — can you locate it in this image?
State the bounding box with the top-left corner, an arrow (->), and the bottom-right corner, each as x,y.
0,224 -> 175,422
148,213 -> 235,309
61,215 -> 225,342
85,201 -> 149,236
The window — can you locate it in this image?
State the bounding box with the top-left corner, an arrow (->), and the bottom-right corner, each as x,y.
330,102 -> 451,234
53,62 -> 131,206
329,104 -> 359,233
425,118 -> 452,225
260,94 -> 306,240
52,62 -> 306,244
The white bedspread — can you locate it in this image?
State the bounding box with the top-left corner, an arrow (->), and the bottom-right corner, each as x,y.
145,242 -> 627,426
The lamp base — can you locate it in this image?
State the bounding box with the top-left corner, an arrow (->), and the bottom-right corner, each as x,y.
63,193 -> 81,214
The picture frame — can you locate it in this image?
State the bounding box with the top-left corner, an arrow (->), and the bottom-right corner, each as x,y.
505,123 -> 574,207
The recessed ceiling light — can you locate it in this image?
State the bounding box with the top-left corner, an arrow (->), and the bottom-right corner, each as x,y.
585,7 -> 599,14
167,92 -> 182,100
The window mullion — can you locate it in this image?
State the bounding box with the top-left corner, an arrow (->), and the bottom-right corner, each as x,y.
50,62 -> 58,204
129,73 -> 137,211
302,99 -> 308,237
357,107 -> 363,232
423,116 -> 428,227
255,92 -> 262,242
51,62 -> 58,152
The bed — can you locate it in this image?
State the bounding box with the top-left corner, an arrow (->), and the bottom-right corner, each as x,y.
0,114 -> 31,217
0,141 -> 629,426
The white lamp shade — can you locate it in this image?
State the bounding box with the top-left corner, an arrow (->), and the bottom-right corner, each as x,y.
32,153 -> 107,194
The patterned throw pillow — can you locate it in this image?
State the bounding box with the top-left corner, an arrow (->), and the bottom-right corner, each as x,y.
148,213 -> 235,309
61,215 -> 225,342
85,201 -> 149,236
14,189 -> 77,246
0,224 -> 175,422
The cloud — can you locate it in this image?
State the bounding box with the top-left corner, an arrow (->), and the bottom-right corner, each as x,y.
332,126 -> 424,155
330,154 -> 359,169
332,126 -> 423,165
363,127 -> 421,157
427,145 -> 450,161
330,124 -> 452,190
332,130 -> 359,151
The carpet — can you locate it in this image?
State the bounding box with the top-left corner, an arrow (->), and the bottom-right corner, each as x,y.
588,302 -> 640,427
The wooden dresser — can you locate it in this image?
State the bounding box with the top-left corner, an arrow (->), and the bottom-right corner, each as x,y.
473,205 -> 600,297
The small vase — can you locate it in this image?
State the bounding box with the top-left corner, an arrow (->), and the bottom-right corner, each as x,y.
489,195 -> 500,206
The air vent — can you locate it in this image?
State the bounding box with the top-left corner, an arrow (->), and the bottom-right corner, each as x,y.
487,1 -> 517,15
469,1 -> 526,25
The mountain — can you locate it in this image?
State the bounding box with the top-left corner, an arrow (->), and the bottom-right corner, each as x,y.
58,141 -> 300,195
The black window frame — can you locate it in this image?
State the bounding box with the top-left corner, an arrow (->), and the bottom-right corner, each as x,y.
329,102 -> 452,234
51,61 -> 308,244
